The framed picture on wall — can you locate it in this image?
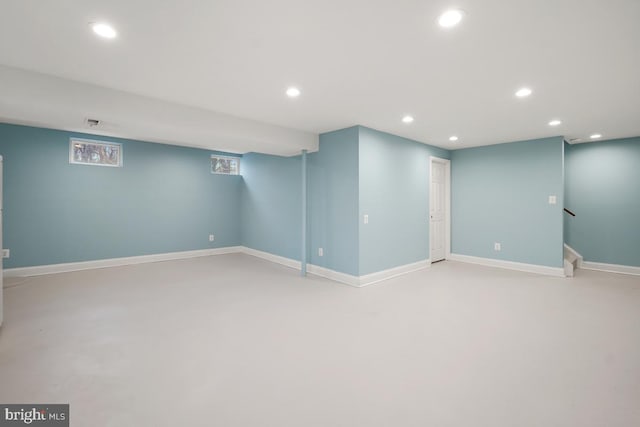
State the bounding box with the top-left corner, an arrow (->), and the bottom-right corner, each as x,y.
69,138 -> 123,167
211,155 -> 240,175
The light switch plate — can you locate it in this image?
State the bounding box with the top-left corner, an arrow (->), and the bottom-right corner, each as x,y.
548,195 -> 557,205
363,214 -> 369,224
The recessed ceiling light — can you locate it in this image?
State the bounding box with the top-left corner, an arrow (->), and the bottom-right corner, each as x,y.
590,134 -> 602,139
286,87 -> 301,98
91,22 -> 117,39
548,120 -> 562,126
449,136 -> 458,141
515,87 -> 532,98
438,9 -> 464,28
402,115 -> 414,124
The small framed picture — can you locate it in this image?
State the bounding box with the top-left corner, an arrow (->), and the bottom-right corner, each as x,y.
69,138 -> 122,167
211,155 -> 240,175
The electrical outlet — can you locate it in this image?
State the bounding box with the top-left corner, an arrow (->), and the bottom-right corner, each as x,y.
318,248 -> 323,257
363,214 -> 369,224
494,242 -> 501,251
209,234 -> 215,242
2,249 -> 9,258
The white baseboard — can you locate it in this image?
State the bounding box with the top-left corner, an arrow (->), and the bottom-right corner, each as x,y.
306,264 -> 360,287
238,247 -> 432,286
239,246 -> 301,270
3,246 -> 243,279
307,259 -> 430,287
448,253 -> 566,277
359,259 -> 430,286
239,247 -> 429,287
238,247 -> 371,286
581,261 -> 640,276
2,243 -> 432,288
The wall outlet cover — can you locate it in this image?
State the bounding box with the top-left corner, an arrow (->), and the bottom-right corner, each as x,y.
494,242 -> 501,251
318,248 -> 323,257
209,234 -> 215,242
2,249 -> 9,258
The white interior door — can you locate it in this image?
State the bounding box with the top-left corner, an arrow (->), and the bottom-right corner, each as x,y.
430,158 -> 448,262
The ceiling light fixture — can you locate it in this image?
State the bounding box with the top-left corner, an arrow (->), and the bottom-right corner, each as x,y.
590,134 -> 602,139
548,120 -> 562,126
402,115 -> 414,124
286,87 -> 301,98
449,136 -> 458,141
515,87 -> 532,98
438,9 -> 464,28
91,22 -> 117,39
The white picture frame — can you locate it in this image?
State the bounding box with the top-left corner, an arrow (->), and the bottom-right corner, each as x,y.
69,138 -> 123,167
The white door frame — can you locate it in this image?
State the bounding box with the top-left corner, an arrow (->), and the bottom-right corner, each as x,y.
429,156 -> 451,263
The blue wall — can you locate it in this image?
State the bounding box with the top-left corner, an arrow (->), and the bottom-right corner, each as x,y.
565,138 -> 640,266
7,121 -> 612,275
358,127 -> 450,275
451,137 -> 565,268
307,127 -> 360,275
240,152 -> 302,261
0,123 -> 241,268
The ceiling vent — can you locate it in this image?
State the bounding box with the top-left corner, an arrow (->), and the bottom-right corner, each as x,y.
86,118 -> 101,127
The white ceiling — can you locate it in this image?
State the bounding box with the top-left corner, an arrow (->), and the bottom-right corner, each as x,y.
0,0 -> 639,155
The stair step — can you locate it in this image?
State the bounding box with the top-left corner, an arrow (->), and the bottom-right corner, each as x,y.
564,259 -> 575,277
